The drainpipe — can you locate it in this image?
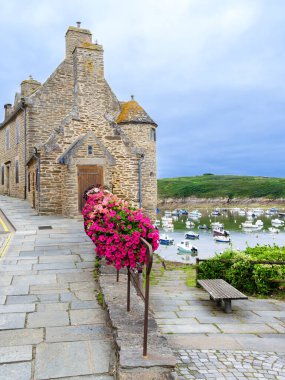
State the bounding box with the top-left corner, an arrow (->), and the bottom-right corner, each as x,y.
20,100 -> 27,199
33,147 -> 41,214
138,154 -> 144,208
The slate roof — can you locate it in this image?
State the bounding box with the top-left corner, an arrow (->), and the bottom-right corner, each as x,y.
116,100 -> 157,126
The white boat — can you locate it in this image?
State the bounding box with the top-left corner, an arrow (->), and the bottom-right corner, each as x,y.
171,209 -> 180,216
231,208 -> 240,213
159,234 -> 174,245
155,220 -> 161,227
253,208 -> 264,216
161,216 -> 172,223
186,220 -> 195,228
164,211 -> 172,216
188,210 -> 202,218
238,210 -> 246,216
184,231 -> 199,240
272,219 -> 284,226
211,222 -> 224,229
177,240 -> 198,255
255,220 -> 264,227
268,227 -> 279,233
213,227 -> 230,237
241,221 -> 260,229
214,236 -> 231,243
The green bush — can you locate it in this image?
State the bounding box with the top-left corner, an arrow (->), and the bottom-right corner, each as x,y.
198,245 -> 285,296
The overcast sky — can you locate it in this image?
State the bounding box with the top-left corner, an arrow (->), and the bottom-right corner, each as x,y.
0,0 -> 284,178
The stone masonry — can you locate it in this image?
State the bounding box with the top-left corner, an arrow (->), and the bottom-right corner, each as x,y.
0,24 -> 157,220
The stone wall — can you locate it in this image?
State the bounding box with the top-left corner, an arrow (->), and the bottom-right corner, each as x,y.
0,25 -> 157,220
0,111 -> 26,199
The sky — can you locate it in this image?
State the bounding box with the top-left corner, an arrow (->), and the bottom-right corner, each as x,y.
0,0 -> 284,178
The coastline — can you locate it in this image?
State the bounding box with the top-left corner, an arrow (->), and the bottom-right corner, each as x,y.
158,196 -> 285,210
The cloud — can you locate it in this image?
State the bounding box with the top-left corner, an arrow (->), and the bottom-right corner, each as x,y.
0,0 -> 284,178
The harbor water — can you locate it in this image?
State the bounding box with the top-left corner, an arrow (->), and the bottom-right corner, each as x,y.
156,209 -> 285,263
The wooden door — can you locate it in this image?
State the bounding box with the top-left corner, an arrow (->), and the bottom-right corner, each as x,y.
78,165 -> 103,211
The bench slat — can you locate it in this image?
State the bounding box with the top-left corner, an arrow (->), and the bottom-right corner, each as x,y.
198,279 -> 248,300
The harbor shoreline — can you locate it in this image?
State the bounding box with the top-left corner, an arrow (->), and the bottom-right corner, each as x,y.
158,197 -> 285,210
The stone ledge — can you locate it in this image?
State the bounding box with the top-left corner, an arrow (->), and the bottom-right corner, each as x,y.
99,274 -> 176,379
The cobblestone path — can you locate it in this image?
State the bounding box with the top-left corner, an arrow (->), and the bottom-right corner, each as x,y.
150,263 -> 285,379
0,196 -> 114,380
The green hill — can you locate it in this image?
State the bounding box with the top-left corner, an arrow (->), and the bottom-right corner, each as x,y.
158,175 -> 285,199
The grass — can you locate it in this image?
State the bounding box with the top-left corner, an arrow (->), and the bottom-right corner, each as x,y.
158,175 -> 285,199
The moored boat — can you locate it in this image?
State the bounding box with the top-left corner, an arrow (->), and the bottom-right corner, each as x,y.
214,236 -> 231,243
185,231 -> 199,240
159,234 -> 174,245
177,240 -> 198,255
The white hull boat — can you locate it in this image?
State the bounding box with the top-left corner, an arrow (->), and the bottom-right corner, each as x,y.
177,241 -> 198,255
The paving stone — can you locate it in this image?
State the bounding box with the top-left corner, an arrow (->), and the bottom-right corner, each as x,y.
0,304 -> 35,313
37,294 -> 60,303
0,362 -> 31,380
6,295 -> 38,304
0,297 -> 6,305
35,341 -> 111,379
58,376 -> 114,380
46,325 -> 111,342
33,262 -> 76,270
57,272 -> 95,283
160,324 -> 220,334
71,300 -> 101,309
12,274 -> 57,286
0,313 -> 26,330
36,302 -> 69,311
70,309 -> 106,325
0,328 -> 44,347
27,311 -> 69,328
0,345 -> 32,363
0,285 -> 29,296
39,255 -> 80,263
218,324 -> 277,334
74,290 -> 97,301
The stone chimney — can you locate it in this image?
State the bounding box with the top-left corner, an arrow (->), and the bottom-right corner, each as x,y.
21,76 -> 41,97
4,104 -> 12,119
65,23 -> 92,60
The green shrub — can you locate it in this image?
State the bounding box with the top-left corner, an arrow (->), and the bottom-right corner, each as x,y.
197,245 -> 285,296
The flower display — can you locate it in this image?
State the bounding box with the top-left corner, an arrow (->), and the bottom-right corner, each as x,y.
82,187 -> 159,270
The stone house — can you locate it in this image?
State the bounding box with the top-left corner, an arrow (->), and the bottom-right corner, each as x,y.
0,25 -> 157,220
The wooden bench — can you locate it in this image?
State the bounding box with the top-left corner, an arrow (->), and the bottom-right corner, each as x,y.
197,279 -> 248,313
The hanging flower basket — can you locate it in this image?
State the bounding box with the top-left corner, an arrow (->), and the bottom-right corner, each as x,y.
82,187 -> 159,270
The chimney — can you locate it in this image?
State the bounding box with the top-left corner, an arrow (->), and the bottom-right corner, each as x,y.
4,104 -> 12,119
21,76 -> 41,97
65,23 -> 92,60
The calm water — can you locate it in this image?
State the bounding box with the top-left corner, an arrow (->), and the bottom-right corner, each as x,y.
156,209 -> 285,263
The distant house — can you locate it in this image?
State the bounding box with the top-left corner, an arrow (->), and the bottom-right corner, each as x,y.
0,25 -> 157,219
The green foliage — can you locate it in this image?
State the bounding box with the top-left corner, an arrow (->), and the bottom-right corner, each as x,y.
198,245 -> 285,296
158,175 -> 285,199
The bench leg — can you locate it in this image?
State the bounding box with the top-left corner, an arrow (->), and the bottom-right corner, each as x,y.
223,300 -> 232,313
216,300 -> 222,307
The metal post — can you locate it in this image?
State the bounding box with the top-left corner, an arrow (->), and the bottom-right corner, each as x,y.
127,268 -> 131,312
196,257 -> 200,286
116,269 -> 119,282
140,237 -> 153,358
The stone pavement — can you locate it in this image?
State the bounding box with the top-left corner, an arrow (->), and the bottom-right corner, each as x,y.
0,196 -> 114,380
150,265 -> 285,379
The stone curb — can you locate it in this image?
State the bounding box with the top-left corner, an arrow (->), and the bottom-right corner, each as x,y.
99,273 -> 176,379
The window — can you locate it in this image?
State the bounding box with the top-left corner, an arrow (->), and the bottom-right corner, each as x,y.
6,128 -> 10,150
1,166 -> 4,186
150,128 -> 156,141
28,172 -> 30,192
15,160 -> 19,184
88,145 -> 93,155
16,122 -> 20,144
